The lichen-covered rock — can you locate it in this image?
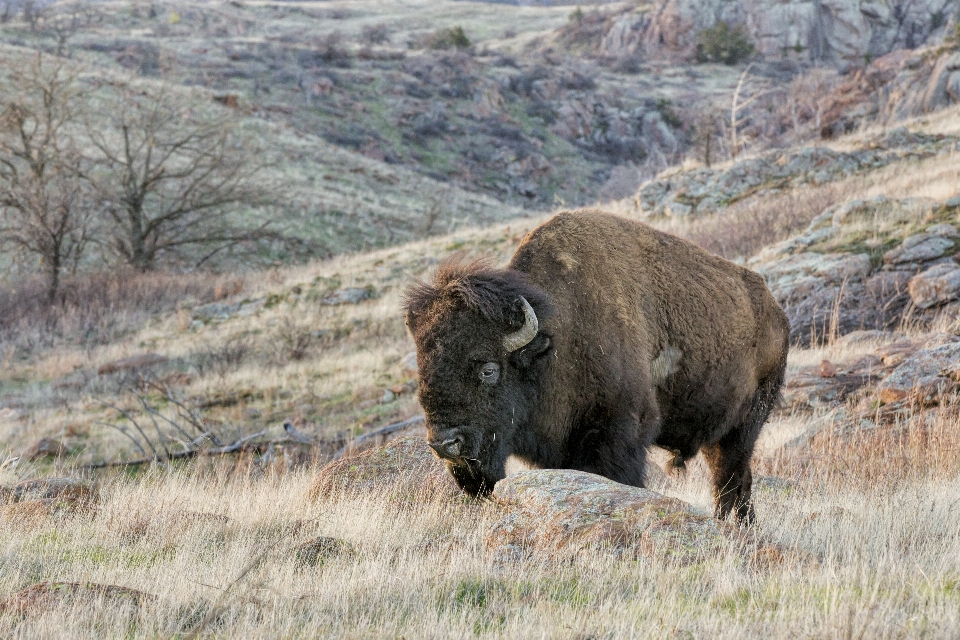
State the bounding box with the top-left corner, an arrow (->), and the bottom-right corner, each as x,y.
309,437 -> 460,503
876,336 -> 960,404
485,470 -> 749,564
23,438 -> 66,461
908,263 -> 960,309
0,582 -> 155,616
883,233 -> 955,265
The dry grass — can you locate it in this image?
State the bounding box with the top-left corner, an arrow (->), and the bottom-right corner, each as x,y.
1,422 -> 958,638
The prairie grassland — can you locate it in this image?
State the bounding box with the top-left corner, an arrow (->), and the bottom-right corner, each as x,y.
1,399 -> 959,638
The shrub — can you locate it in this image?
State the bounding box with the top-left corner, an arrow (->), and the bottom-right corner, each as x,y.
695,21 -> 755,65
428,26 -> 470,50
360,23 -> 390,46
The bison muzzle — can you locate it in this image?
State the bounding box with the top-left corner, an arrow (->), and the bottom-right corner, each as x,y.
404,210 -> 789,524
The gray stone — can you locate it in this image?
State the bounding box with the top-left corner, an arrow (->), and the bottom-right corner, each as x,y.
927,223 -> 959,238
908,263 -> 960,309
883,233 -> 955,265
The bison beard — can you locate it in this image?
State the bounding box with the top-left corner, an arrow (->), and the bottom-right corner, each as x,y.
404,210 -> 789,524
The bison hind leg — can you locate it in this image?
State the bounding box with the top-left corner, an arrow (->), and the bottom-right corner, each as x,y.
703,373 -> 782,526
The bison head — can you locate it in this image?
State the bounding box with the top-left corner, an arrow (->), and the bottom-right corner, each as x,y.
403,259 -> 552,496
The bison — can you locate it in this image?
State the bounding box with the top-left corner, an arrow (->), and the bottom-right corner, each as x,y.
403,210 -> 789,523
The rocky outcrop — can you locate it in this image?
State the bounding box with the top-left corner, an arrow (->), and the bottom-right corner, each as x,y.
596,0 -> 957,67
634,129 -> 958,219
747,195 -> 960,344
820,47 -> 960,138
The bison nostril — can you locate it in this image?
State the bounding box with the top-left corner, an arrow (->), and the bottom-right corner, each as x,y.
428,435 -> 463,459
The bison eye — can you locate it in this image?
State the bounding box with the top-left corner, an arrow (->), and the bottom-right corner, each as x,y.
478,362 -> 500,385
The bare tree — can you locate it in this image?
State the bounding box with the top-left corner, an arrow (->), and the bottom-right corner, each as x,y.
85,84 -> 272,271
0,54 -> 93,302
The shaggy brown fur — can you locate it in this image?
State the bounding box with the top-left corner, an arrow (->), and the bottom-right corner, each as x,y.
404,210 -> 789,523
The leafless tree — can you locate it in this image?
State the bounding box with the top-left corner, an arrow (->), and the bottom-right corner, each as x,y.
84,84 -> 273,271
0,54 -> 94,302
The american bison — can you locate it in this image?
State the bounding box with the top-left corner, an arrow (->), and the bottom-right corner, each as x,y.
403,210 -> 789,523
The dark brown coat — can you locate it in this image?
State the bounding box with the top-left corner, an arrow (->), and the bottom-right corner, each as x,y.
404,210 -> 789,523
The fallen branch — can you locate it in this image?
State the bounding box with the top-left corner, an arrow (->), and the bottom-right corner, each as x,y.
82,430 -> 268,469
331,415 -> 425,461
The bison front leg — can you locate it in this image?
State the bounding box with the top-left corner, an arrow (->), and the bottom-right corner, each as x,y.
571,403 -> 657,488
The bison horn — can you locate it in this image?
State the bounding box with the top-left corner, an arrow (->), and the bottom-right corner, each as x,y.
503,296 -> 538,352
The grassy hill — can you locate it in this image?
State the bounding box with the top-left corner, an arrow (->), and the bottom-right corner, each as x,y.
2,15 -> 960,636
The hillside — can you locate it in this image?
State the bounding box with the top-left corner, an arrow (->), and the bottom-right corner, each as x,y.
2,107 -> 960,634
2,2 -> 960,636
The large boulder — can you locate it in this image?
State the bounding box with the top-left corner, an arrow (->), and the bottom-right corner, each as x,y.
908,263 -> 960,309
485,469 -> 788,565
876,335 -> 960,404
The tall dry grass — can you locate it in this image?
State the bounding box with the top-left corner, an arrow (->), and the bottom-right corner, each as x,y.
1,411 -> 959,639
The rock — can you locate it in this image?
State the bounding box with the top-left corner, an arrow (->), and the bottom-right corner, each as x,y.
23,438 -> 66,461
320,287 -> 372,305
97,353 -> 168,376
782,363 -> 880,409
908,263 -> 960,309
833,330 -> 903,347
309,437 -> 459,503
1,477 -> 97,509
294,536 -> 356,568
399,351 -> 418,378
883,233 -> 955,265
875,339 -> 918,367
754,252 -> 872,345
926,223 -> 959,238
485,469 -> 752,564
876,337 -> 960,404
819,360 -> 837,378
0,582 -> 155,616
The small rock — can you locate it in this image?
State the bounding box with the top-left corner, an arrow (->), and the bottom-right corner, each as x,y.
399,351 -> 418,378
908,263 -> 960,309
309,437 -> 459,503
320,287 -> 371,305
883,233 -> 955,265
294,536 -> 356,568
0,582 -> 155,616
97,353 -> 168,376
380,389 -> 396,404
875,339 -> 918,367
1,478 -> 98,510
926,223 -> 959,238
23,438 -> 66,461
945,195 -> 960,208
485,469 -> 749,564
819,360 -> 837,378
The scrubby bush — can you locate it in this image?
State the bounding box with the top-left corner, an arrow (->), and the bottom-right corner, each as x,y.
695,21 -> 755,65
360,23 -> 390,45
427,26 -> 470,50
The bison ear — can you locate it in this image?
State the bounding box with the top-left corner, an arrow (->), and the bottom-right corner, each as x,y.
509,333 -> 551,370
